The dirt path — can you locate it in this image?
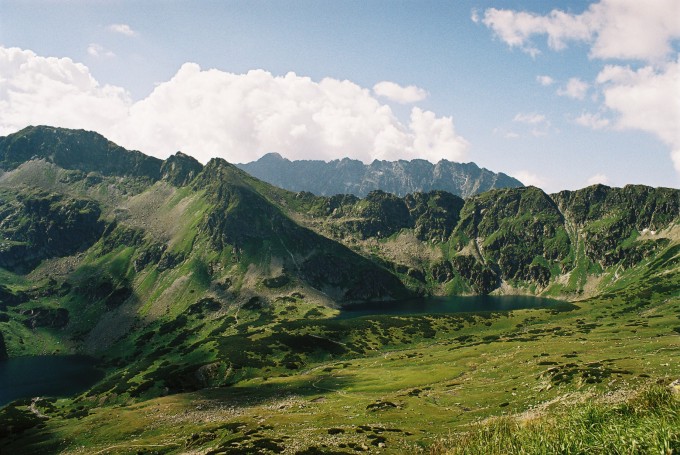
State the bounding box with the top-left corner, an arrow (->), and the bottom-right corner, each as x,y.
89,442 -> 180,455
308,334 -> 348,348
29,397 -> 48,419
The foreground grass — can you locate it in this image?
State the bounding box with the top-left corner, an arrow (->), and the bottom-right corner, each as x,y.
432,384 -> 679,455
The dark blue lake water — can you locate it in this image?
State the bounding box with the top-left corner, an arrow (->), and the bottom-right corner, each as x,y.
337,295 -> 566,319
0,355 -> 104,406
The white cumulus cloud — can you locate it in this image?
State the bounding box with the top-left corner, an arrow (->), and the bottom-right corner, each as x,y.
557,78 -> 589,100
0,47 -> 469,166
408,107 -> 468,162
481,7 -> 592,57
596,58 -> 680,171
480,1 -> 680,176
373,81 -> 428,104
107,23 -> 138,37
481,0 -> 680,63
0,47 -> 131,135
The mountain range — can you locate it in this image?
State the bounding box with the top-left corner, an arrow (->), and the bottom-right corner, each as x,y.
236,152 -> 523,197
0,125 -> 678,454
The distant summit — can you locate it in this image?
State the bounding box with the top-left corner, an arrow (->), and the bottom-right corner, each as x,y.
0,125 -> 162,180
0,125 -> 201,187
237,153 -> 523,198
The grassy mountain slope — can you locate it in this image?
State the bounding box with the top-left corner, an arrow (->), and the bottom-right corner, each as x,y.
0,127 -> 410,378
0,126 -> 678,454
269,184 -> 678,301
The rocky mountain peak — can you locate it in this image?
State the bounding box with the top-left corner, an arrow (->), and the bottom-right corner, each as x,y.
160,151 -> 203,186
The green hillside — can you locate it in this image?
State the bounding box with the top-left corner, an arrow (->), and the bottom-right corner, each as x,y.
0,126 -> 678,454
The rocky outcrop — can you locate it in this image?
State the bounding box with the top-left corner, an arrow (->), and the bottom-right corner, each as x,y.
334,190 -> 412,239
0,189 -> 105,272
406,191 -> 464,242
451,255 -> 499,294
451,187 -> 568,286
416,184 -> 679,294
21,307 -> 69,329
160,152 -> 203,186
0,285 -> 29,310
312,189 -> 464,242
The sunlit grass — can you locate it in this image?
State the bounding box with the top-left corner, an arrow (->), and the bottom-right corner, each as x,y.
432,384 -> 679,455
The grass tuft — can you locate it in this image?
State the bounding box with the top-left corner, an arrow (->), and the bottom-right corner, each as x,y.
432,384 -> 680,455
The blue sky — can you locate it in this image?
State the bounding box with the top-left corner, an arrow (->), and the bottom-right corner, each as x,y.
1,0 -> 678,192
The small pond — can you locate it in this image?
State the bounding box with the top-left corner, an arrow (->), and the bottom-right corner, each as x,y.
0,355 -> 104,406
337,294 -> 569,319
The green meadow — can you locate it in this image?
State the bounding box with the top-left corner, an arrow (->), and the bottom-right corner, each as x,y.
2,274 -> 678,454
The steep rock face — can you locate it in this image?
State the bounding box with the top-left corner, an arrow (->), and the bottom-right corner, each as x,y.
303,190 -> 465,242
552,184 -> 678,228
448,187 -> 568,290
335,190 -> 412,239
353,184 -> 677,295
0,188 -> 105,272
405,191 -> 465,242
552,184 -> 680,267
0,126 -> 162,180
237,153 -> 522,198
450,255 -> 500,294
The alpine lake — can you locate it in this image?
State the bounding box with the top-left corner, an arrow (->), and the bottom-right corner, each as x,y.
337,294 -> 567,318
0,355 -> 104,406
0,295 -> 564,405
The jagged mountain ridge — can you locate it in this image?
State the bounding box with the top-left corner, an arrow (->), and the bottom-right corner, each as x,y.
0,126 -> 677,303
236,152 -> 523,198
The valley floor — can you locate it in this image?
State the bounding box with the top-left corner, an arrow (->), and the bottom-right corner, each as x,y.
1,286 -> 678,454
